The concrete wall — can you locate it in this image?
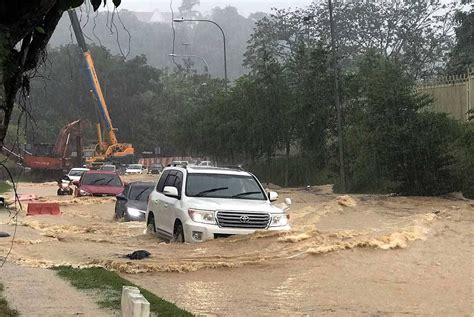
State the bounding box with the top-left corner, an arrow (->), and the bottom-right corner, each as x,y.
417,69 -> 473,121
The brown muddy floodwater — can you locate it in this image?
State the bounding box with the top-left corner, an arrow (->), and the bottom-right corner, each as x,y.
0,178 -> 472,316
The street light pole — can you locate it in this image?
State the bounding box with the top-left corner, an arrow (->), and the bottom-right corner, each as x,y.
328,0 -> 346,192
168,53 -> 210,74
173,18 -> 227,88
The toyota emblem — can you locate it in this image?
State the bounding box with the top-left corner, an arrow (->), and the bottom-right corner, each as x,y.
239,215 -> 250,223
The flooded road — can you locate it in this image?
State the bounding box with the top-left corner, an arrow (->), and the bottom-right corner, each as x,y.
0,178 -> 472,316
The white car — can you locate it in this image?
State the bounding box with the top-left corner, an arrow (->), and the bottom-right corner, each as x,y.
67,167 -> 90,182
146,166 -> 290,243
126,164 -> 144,174
198,160 -> 214,167
100,164 -> 116,172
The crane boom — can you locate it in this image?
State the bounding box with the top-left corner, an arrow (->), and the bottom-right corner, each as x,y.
67,9 -> 134,164
68,9 -> 117,145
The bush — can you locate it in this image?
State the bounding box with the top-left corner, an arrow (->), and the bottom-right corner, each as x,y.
449,121 -> 474,198
342,53 -> 467,196
246,156 -> 335,187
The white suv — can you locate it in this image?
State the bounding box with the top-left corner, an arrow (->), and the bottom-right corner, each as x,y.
146,166 -> 290,243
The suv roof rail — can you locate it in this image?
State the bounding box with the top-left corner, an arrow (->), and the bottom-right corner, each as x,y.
219,164 -> 245,171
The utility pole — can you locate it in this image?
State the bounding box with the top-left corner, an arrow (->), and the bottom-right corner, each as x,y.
328,0 -> 346,192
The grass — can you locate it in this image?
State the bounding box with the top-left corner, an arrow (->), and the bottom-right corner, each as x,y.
0,283 -> 19,317
52,266 -> 192,317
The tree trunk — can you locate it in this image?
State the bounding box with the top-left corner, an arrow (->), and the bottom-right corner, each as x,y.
284,139 -> 290,187
0,1 -> 62,146
0,48 -> 21,146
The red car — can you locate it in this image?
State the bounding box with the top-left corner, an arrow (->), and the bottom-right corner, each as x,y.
73,170 -> 125,197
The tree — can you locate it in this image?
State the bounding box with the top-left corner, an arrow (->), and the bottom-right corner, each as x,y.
0,0 -> 120,147
343,52 -> 461,195
447,10 -> 474,75
245,1 -> 459,79
178,0 -> 200,18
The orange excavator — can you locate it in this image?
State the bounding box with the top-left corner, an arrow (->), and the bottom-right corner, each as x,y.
1,119 -> 84,179
68,9 -> 134,164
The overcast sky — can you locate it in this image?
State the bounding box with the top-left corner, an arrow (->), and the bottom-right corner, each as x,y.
112,0 -> 314,16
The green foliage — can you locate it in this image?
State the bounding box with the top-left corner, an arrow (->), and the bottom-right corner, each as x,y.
247,157 -> 335,188
343,53 -> 464,195
53,266 -> 192,316
0,181 -> 12,194
448,121 -> 474,198
447,11 -> 474,74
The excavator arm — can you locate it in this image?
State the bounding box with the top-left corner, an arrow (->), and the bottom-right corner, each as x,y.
52,119 -> 83,157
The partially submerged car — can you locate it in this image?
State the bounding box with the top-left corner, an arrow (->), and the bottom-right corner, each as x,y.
146,166 -> 290,243
100,164 -> 116,172
125,164 -> 144,175
115,182 -> 154,221
168,160 -> 188,167
148,163 -> 163,174
67,167 -> 89,182
74,170 -> 125,197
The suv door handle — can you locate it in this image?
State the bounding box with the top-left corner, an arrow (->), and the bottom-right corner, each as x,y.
152,199 -> 159,203
163,203 -> 169,208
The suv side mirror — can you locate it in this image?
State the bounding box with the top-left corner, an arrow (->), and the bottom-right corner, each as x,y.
268,191 -> 278,202
72,180 -> 79,186
163,186 -> 179,198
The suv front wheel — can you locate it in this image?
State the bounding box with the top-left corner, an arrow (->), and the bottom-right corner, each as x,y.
172,221 -> 185,243
146,214 -> 156,235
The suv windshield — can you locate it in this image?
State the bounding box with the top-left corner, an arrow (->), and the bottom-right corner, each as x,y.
82,173 -> 122,186
186,173 -> 266,200
128,165 -> 141,169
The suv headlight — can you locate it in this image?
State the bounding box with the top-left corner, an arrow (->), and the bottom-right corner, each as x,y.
79,189 -> 91,196
188,209 -> 216,224
270,214 -> 289,227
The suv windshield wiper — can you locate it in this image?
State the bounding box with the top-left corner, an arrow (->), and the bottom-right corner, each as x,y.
195,187 -> 228,197
231,191 -> 262,198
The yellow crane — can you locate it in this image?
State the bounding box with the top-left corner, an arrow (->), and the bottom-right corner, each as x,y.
68,9 -> 134,164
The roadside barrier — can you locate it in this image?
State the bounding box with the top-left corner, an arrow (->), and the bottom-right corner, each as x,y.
121,286 -> 150,317
26,203 -> 61,216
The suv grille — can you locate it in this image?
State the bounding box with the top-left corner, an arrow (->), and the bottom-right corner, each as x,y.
216,211 -> 270,229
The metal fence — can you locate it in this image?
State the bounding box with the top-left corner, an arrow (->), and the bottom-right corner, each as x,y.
417,69 -> 473,121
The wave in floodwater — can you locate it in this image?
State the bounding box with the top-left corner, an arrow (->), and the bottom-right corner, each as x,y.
1,189 -> 443,275
89,214 -> 436,273
37,197 -> 116,206
1,212 -> 437,274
